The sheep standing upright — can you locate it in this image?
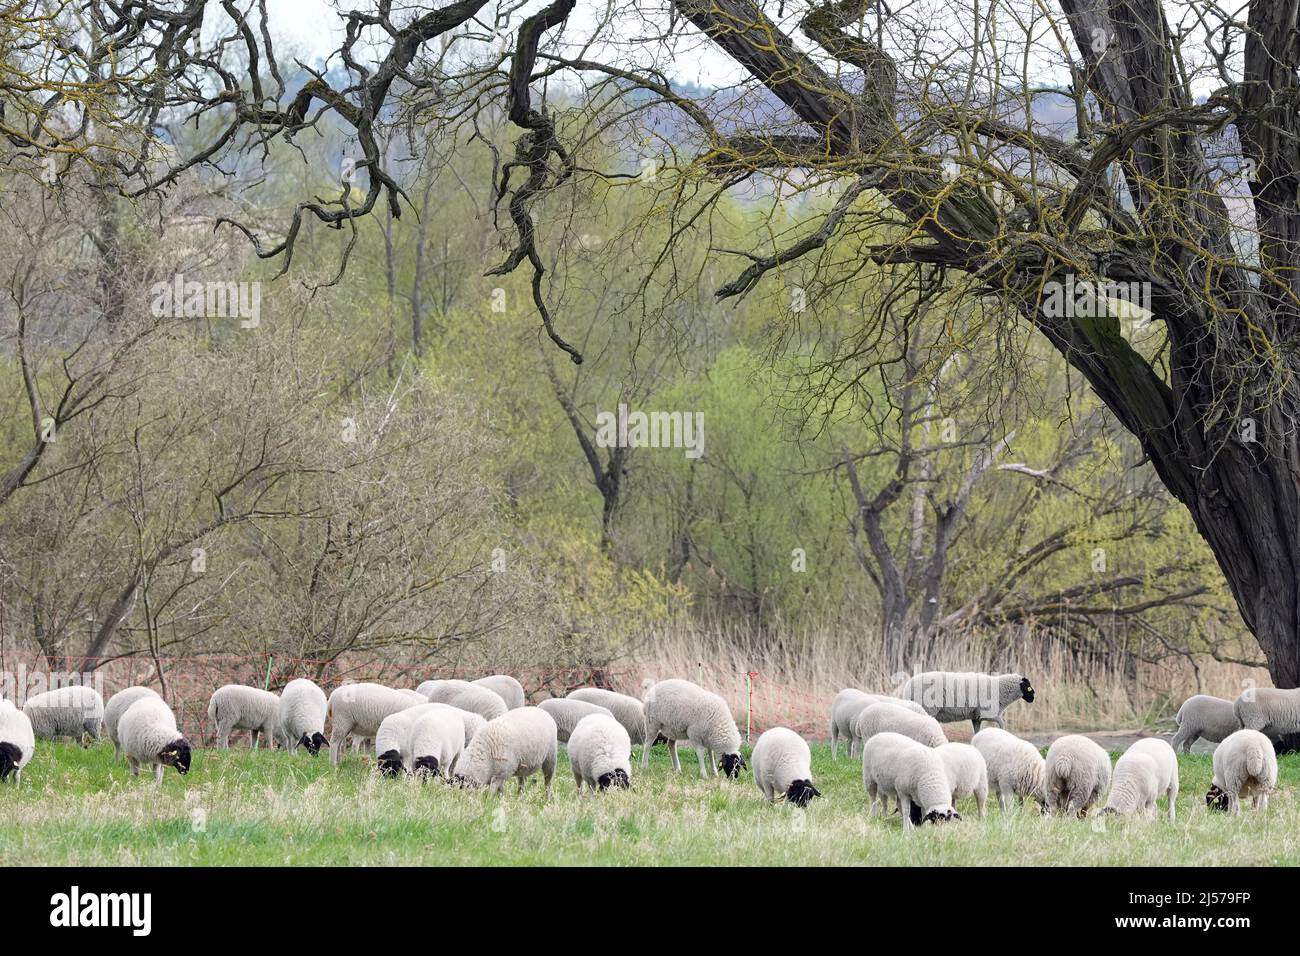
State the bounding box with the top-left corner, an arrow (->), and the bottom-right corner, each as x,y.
751,727 -> 819,807
899,671 -> 1035,733
1102,738 -> 1179,821
1044,734 -> 1111,817
1171,695 -> 1238,752
207,684 -> 279,749
641,679 -> 745,779
1233,687 -> 1300,742
1207,729 -> 1277,813
105,687 -> 162,760
0,699 -> 36,785
22,685 -> 105,744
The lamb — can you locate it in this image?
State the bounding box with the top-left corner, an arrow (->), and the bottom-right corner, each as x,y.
1207,729 -> 1277,813
472,675 -> 527,710
1043,734 -> 1112,817
538,698 -> 614,743
1102,738 -> 1179,821
971,727 -> 1046,812
899,670 -> 1035,732
276,678 -> 329,756
118,696 -> 192,782
22,685 -> 105,744
452,706 -> 558,797
0,699 -> 35,785
568,713 -> 632,793
419,681 -> 507,723
830,689 -> 926,759
374,703 -> 464,778
751,727 -> 820,807
105,687 -> 161,760
207,684 -> 279,749
567,687 -> 658,749
935,742 -> 988,818
327,682 -> 425,767
641,678 -> 746,779
1233,687 -> 1300,741
1172,695 -> 1239,752
853,701 -> 947,749
862,731 -> 960,829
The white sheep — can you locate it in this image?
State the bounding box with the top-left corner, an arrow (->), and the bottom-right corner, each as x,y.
427,703 -> 487,748
862,731 -> 960,829
1044,734 -> 1112,817
452,706 -> 558,797
22,685 -> 105,743
207,684 -> 279,749
374,704 -> 434,776
472,675 -> 526,710
853,701 -> 946,749
420,681 -> 507,723
1102,738 -> 1179,821
276,678 -> 329,755
1233,687 -> 1300,741
751,727 -> 820,807
641,678 -> 745,779
567,687 -> 657,748
538,698 -> 614,743
971,727 -> 1046,812
105,687 -> 161,760
936,742 -> 988,818
899,670 -> 1035,732
118,697 -> 192,782
1171,695 -> 1238,752
568,713 -> 632,793
374,703 -> 464,778
830,689 -> 926,759
1207,729 -> 1277,813
415,678 -> 471,699
327,682 -> 424,767
0,699 -> 36,785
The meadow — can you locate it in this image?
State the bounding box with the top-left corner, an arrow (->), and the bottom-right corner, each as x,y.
1,740 -> 1296,866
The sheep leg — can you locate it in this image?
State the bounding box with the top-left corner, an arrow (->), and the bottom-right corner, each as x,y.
830,723 -> 838,761
898,793 -> 914,831
1170,727 -> 1193,753
641,723 -> 660,769
866,782 -> 878,817
127,757 -> 140,777
1166,783 -> 1178,822
976,785 -> 988,819
997,784 -> 1012,813
542,753 -> 555,801
329,721 -> 352,767
216,723 -> 231,749
849,736 -> 858,760
667,740 -> 680,773
694,745 -> 711,779
574,772 -> 584,795
153,764 -> 164,783
113,741 -> 121,760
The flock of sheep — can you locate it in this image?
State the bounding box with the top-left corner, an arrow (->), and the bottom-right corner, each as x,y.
0,669 -> 1291,826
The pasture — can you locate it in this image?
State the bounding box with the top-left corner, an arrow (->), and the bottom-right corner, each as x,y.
1,741 -> 1296,866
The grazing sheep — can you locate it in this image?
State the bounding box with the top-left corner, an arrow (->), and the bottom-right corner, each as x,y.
751,727 -> 820,808
538,698 -> 614,743
327,683 -> 424,767
473,675 -> 527,710
0,699 -> 36,785
862,731 -> 960,830
1233,687 -> 1300,742
567,688 -> 657,748
1207,729 -> 1277,813
105,687 -> 161,760
1171,695 -> 1238,753
899,671 -> 1035,732
207,684 -> 279,749
421,682 -> 507,723
1102,738 -> 1179,821
407,707 -> 466,778
830,690 -> 926,759
641,679 -> 745,779
1044,734 -> 1112,817
276,678 -> 329,755
568,713 -> 632,793
374,705 -> 434,776
22,685 -> 104,744
935,742 -> 988,818
118,697 -> 192,782
427,703 -> 487,748
853,701 -> 946,749
971,727 -> 1046,812
453,707 -> 558,797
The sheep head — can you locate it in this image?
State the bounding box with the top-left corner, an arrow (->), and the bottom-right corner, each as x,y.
785,779 -> 820,808
412,756 -> 440,779
597,768 -> 631,790
376,750 -> 405,777
1205,784 -> 1230,812
0,742 -> 19,780
1019,677 -> 1036,703
158,739 -> 191,775
719,752 -> 746,779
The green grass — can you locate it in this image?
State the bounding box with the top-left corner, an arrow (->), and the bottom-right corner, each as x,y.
1,741 -> 1298,865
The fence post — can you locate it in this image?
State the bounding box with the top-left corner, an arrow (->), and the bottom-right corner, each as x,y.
262,655 -> 274,691
744,671 -> 753,743
697,660 -> 704,685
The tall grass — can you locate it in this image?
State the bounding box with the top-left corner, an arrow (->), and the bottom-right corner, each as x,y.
618,619 -> 1267,738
